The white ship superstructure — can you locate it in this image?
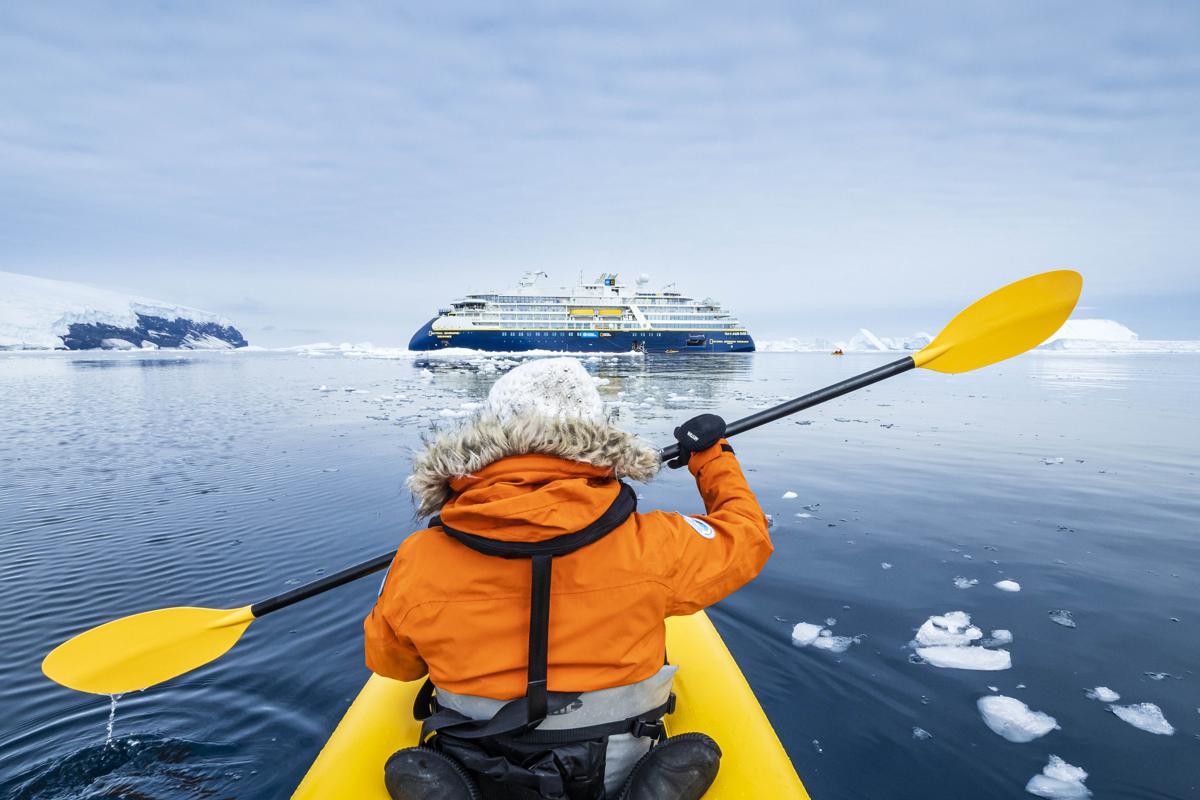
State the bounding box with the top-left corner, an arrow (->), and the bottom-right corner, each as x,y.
410,272 -> 754,353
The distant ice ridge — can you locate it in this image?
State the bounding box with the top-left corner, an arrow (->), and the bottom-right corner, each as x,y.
759,329 -> 932,353
760,319 -> 1200,354
0,270 -> 244,350
1025,756 -> 1092,799
977,695 -> 1059,742
912,611 -> 1012,671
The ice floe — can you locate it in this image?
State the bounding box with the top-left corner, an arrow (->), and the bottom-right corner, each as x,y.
782,491 -> 798,499
994,580 -> 1021,592
987,629 -> 1014,646
954,577 -> 978,589
791,621 -> 860,654
917,646 -> 1012,671
1110,703 -> 1175,735
977,695 -> 1059,742
915,611 -> 982,647
790,623 -> 823,646
1025,755 -> 1091,799
812,631 -> 856,653
1048,610 -> 1076,628
912,611 -> 1011,671
880,562 -> 893,570
911,727 -> 932,741
1085,687 -> 1119,702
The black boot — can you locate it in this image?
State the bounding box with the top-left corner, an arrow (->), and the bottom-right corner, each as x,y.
618,733 -> 722,800
384,746 -> 481,800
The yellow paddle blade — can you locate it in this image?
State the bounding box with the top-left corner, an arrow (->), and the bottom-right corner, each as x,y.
913,270 -> 1082,374
41,605 -> 255,695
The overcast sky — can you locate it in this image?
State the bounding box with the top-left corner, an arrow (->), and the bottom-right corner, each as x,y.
2,2 -> 1198,346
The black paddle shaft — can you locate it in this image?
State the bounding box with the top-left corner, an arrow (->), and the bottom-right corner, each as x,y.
658,355 -> 915,461
250,354 -> 916,619
250,551 -> 396,617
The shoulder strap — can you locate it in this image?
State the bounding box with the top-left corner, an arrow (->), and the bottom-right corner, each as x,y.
430,481 -> 637,559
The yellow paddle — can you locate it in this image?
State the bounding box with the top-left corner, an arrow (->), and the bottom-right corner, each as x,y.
43,269 -> 1082,695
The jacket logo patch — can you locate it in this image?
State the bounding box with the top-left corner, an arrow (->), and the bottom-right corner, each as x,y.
680,514 -> 716,539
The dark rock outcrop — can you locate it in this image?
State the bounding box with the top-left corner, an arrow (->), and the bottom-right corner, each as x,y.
62,314 -> 248,350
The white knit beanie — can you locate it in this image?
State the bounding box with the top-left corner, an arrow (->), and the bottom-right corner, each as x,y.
486,357 -> 605,423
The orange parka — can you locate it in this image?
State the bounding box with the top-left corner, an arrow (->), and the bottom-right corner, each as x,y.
364,440 -> 771,700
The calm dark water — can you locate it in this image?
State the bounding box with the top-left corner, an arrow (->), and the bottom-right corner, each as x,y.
1,350 -> 1197,799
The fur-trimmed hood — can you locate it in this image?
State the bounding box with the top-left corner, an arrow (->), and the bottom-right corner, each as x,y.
407,411 -> 661,518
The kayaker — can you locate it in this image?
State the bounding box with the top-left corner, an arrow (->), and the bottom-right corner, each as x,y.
364,357 -> 773,800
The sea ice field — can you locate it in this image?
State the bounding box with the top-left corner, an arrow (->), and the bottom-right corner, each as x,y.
0,349 -> 1197,799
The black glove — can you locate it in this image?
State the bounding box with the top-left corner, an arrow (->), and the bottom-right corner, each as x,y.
667,414 -> 727,469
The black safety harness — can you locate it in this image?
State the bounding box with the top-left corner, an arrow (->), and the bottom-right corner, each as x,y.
412,481 -> 675,797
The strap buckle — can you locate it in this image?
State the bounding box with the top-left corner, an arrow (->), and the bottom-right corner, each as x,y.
631,718 -> 666,740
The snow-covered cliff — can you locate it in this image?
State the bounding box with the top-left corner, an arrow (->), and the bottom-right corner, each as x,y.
0,271 -> 247,350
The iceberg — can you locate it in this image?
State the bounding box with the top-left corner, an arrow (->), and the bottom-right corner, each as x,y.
1039,318 -> 1200,353
1044,318 -> 1137,344
0,271 -> 246,350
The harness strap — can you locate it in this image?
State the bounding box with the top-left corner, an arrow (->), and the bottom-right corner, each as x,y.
418,693 -> 676,745
420,481 -> 642,741
527,554 -> 552,722
431,481 -> 637,560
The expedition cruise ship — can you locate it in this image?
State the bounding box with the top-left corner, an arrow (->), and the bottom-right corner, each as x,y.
408,272 -> 754,353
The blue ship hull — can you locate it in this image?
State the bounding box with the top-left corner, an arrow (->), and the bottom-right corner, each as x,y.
408,319 -> 755,353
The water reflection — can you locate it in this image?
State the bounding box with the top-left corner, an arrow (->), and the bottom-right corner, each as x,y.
1026,354 -> 1134,391
70,358 -> 194,369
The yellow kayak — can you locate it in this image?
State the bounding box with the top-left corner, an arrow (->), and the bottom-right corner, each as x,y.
293,610 -> 809,799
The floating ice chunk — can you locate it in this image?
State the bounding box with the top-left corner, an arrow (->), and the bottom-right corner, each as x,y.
911,610 -> 1009,669
1085,687 -> 1119,702
795,512 -> 813,519
915,611 -> 983,647
977,695 -> 1059,742
1025,755 -> 1091,799
812,633 -> 856,653
917,645 -> 1011,671
782,491 -> 798,499
988,629 -> 1014,646
1110,703 -> 1175,735
911,727 -> 932,741
1040,457 -> 1065,466
987,686 -> 999,692
1048,610 -> 1076,628
880,562 -> 893,570
994,580 -> 1021,592
792,622 -> 858,653
790,623 -> 823,646
954,577 -> 978,589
